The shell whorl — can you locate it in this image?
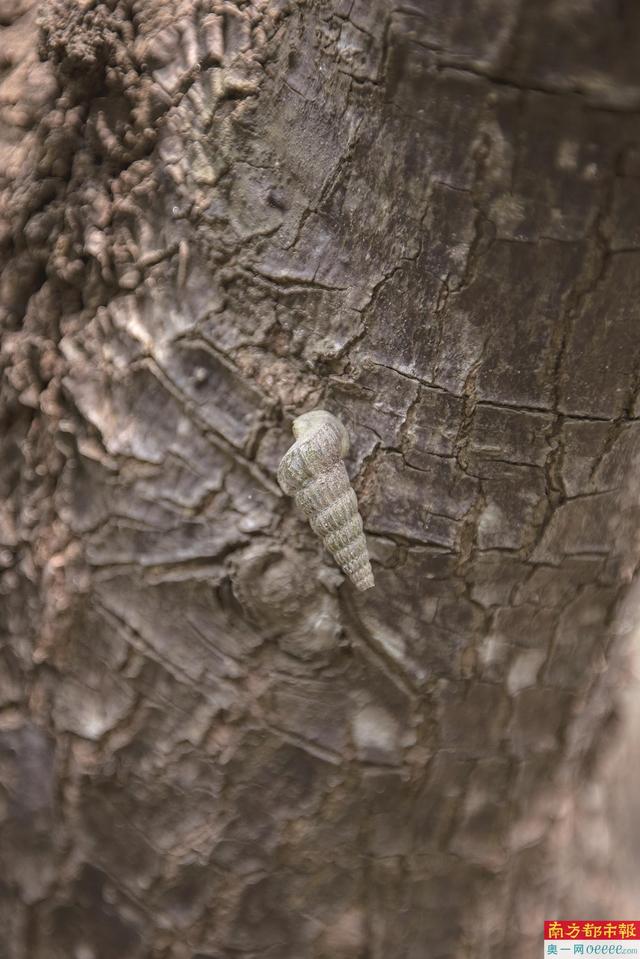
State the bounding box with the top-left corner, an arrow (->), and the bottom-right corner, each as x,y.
277,411 -> 374,591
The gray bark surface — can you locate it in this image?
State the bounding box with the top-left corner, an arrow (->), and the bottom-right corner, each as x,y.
1,1 -> 640,956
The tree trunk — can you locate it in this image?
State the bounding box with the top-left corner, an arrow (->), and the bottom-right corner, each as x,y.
2,1 -> 640,956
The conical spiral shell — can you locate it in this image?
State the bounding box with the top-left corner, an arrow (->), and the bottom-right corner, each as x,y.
277,410 -> 374,591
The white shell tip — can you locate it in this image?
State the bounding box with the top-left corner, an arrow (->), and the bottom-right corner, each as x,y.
352,568 -> 375,591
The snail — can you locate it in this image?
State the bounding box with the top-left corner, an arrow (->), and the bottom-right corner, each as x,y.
277,410 -> 374,591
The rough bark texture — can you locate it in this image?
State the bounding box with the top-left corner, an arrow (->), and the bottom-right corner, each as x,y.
2,1 -> 640,956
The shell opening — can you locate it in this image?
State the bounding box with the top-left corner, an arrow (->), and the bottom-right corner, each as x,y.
292,410 -> 349,456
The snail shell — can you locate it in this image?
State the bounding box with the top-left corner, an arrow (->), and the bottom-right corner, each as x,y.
277,410 -> 374,591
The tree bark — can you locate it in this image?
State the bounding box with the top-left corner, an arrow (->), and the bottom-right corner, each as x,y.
2,1 -> 640,956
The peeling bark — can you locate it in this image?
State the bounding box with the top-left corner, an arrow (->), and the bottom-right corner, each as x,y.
2,1 -> 640,956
